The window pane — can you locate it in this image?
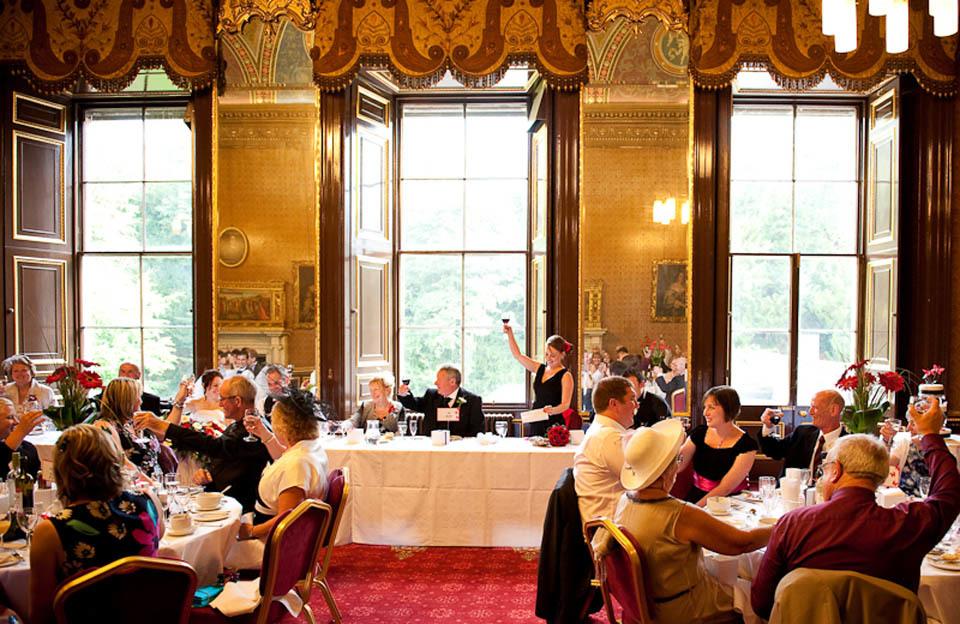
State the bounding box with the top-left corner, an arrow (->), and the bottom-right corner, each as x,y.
81,328 -> 141,380
81,256 -> 141,326
795,106 -> 857,181
464,180 -> 526,250
144,327 -> 193,398
464,254 -> 525,328
730,256 -> 791,331
729,181 -> 792,253
144,182 -> 192,250
401,104 -> 464,179
83,109 -> 143,181
794,182 -> 858,254
399,329 -> 460,396
731,331 -> 790,404
464,328 -> 525,402
143,256 -> 193,326
399,254 -> 462,327
797,257 -> 857,402
400,180 -> 464,250
465,104 -> 528,178
144,108 -> 190,181
731,107 -> 793,181
83,183 -> 142,251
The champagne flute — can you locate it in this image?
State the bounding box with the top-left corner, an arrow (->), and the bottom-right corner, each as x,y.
409,417 -> 418,437
243,409 -> 260,443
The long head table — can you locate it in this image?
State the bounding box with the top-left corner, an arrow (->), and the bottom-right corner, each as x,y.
323,435 -> 577,547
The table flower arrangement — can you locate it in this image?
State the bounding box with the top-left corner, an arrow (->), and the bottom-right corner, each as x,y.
175,418 -> 225,464
547,424 -> 570,447
835,359 -> 905,434
43,358 -> 103,429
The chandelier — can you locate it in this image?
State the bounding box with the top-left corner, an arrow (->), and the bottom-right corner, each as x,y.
822,0 -> 958,53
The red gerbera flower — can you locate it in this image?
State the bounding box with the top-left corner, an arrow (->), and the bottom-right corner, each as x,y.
75,358 -> 100,368
878,371 -> 905,393
836,375 -> 859,391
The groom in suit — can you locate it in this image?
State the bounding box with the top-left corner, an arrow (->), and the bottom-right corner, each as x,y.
758,389 -> 847,481
397,366 -> 484,437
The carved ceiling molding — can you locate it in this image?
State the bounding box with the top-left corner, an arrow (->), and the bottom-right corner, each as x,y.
583,106 -> 688,147
218,0 -> 318,35
0,0 -> 216,93
586,0 -> 688,34
690,0 -> 957,96
309,0 -> 589,91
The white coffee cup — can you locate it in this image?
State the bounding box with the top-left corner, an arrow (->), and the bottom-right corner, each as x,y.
569,430 -> 585,445
196,492 -> 222,511
784,468 -> 803,482
706,496 -> 731,514
170,513 -> 193,533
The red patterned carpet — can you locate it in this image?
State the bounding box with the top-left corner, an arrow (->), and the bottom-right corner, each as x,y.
280,544 -> 556,623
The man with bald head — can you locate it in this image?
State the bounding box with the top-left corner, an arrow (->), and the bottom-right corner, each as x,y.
759,389 -> 846,480
117,361 -> 168,415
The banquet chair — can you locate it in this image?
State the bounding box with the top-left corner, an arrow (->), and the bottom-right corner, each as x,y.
191,499 -> 333,624
583,519 -> 654,624
313,467 -> 351,624
769,568 -> 925,624
54,556 -> 198,624
670,388 -> 686,414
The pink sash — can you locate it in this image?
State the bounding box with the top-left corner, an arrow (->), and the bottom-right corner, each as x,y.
692,472 -> 748,495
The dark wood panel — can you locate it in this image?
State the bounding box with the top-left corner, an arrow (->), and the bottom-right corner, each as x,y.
319,91 -> 348,417
13,92 -> 66,134
14,132 -> 64,243
690,87 -> 733,426
192,88 -> 215,373
895,76 -> 953,407
357,257 -> 387,361
14,256 -> 66,363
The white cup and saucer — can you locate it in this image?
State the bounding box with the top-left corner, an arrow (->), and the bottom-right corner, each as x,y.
167,513 -> 195,537
195,492 -> 223,512
706,496 -> 732,516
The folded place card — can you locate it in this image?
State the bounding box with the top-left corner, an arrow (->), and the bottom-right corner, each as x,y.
437,407 -> 460,422
431,430 -> 450,446
520,408 -> 548,424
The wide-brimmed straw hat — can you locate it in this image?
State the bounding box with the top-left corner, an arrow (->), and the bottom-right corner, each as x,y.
620,418 -> 685,491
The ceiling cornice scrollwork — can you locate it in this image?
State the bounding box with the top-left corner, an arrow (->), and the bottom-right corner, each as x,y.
218,0 -> 318,35
690,0 -> 957,96
586,0 -> 688,34
0,0 -> 216,93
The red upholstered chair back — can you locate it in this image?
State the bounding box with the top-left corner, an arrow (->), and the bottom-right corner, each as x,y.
583,519 -> 654,624
256,499 -> 332,624
670,388 -> 687,414
54,556 -> 197,624
323,468 -> 347,545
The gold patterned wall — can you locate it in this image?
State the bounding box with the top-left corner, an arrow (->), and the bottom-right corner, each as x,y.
217,104 -> 317,366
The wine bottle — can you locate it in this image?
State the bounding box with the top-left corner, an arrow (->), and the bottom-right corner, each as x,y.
11,451 -> 33,511
2,454 -> 26,542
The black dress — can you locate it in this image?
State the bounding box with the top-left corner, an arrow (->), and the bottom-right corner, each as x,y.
685,424 -> 758,503
531,364 -> 568,436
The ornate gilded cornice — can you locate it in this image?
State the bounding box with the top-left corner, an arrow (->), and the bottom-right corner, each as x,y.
218,104 -> 316,147
583,105 -> 688,147
586,0 -> 688,34
218,0 -> 318,35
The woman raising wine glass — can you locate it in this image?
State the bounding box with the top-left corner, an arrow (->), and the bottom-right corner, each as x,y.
503,323 -> 576,436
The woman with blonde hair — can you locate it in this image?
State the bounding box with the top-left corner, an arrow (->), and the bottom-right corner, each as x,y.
29,424 -> 163,624
93,377 -> 162,477
351,374 -> 404,433
504,326 -> 576,435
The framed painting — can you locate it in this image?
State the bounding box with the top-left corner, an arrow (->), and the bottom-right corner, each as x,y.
652,260 -> 687,322
217,282 -> 285,328
293,262 -> 316,328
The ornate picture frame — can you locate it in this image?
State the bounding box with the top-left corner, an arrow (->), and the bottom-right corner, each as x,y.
218,227 -> 249,268
651,259 -> 687,322
293,261 -> 316,328
217,281 -> 285,328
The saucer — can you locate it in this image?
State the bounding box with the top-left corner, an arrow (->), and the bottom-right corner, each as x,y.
166,525 -> 196,537
708,509 -> 731,516
193,509 -> 230,522
929,558 -> 960,572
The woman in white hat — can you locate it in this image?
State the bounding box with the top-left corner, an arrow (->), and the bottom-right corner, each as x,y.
607,418 -> 773,622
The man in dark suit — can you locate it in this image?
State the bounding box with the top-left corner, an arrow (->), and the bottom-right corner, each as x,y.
624,369 -> 671,428
117,362 -> 170,415
758,389 -> 846,480
397,366 -> 484,437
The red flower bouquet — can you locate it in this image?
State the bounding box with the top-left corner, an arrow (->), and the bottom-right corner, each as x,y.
835,360 -> 905,434
44,359 -> 103,429
547,424 -> 570,447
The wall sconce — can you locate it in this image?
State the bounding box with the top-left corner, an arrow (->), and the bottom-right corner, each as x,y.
652,197 -> 690,225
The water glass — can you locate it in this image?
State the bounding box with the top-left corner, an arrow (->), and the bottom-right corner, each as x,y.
365,420 -> 381,443
495,421 -> 509,439
172,487 -> 191,515
17,508 -> 37,547
759,476 -> 777,514
396,419 -> 407,437
799,469 -> 811,487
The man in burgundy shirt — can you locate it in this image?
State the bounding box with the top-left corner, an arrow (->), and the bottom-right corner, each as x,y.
751,398 -> 960,619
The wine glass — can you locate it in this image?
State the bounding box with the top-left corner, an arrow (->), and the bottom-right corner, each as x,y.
409,417 -> 418,437
243,409 -> 259,443
495,420 -> 508,439
172,486 -> 191,515
501,317 -> 510,325
132,411 -> 153,445
17,508 -> 37,548
679,416 -> 691,431
759,476 -> 777,515
396,419 -> 406,438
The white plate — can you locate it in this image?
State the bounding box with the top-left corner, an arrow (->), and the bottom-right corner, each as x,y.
929,558 -> 960,572
193,509 -> 230,522
166,525 -> 196,537
0,554 -> 19,567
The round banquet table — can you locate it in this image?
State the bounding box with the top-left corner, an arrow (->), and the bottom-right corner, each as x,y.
323,434 -> 578,547
0,496 -> 242,617
701,494 -> 959,624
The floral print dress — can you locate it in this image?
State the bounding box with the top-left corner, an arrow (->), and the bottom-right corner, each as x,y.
48,491 -> 161,580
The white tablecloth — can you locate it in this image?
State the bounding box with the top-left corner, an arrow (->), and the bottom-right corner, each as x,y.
703,495 -> 960,624
0,496 -> 242,616
323,435 -> 576,547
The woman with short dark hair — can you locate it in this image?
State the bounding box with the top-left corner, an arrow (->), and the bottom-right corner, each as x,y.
677,385 -> 758,506
503,325 -> 577,435
29,424 -> 163,624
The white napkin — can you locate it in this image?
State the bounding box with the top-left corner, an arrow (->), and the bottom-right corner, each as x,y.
210,579 -> 304,617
